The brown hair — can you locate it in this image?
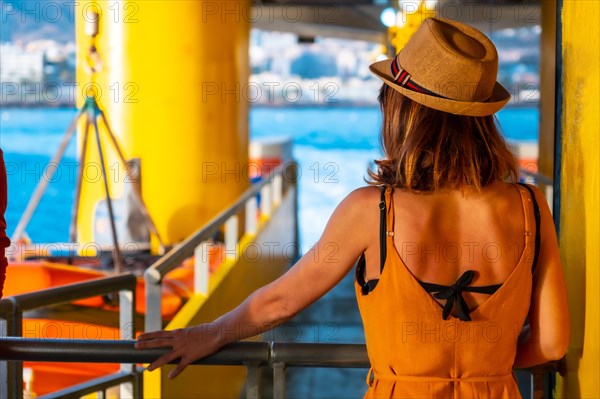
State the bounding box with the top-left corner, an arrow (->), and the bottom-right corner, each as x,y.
368,84 -> 518,191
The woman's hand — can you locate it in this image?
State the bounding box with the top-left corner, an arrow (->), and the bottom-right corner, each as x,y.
135,324 -> 222,379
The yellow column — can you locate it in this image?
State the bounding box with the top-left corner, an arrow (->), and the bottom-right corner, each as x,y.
538,0 -> 556,197
556,0 -> 600,397
76,1 -> 249,248
389,1 -> 434,53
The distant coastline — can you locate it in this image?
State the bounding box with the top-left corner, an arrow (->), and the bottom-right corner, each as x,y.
0,101 -> 538,110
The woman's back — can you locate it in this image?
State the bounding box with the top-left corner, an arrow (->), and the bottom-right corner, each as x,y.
356,183 -> 539,398
362,182 -> 529,312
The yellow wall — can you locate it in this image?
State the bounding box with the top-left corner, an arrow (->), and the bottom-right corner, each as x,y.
76,1 -> 249,247
557,1 -> 600,397
538,0 -> 556,197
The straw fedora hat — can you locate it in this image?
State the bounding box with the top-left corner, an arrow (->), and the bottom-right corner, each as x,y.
369,17 -> 510,116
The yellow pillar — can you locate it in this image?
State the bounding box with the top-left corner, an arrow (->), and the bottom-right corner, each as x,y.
538,0 -> 556,198
556,0 -> 600,397
389,1 -> 433,53
76,1 -> 249,248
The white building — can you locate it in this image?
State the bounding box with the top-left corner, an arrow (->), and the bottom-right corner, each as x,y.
0,43 -> 45,84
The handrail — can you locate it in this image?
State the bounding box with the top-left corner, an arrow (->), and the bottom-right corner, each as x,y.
0,338 -> 562,399
0,338 -> 560,372
0,338 -> 271,366
270,342 -> 368,368
519,168 -> 553,186
0,274 -> 138,399
0,273 -> 136,311
144,161 -> 292,283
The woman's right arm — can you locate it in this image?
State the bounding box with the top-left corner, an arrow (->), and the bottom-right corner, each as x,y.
135,187 -> 378,378
514,186 -> 570,368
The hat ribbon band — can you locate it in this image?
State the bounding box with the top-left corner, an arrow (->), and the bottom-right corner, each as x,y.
391,56 -> 447,99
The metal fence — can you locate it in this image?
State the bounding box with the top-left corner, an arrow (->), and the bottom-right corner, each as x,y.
0,274 -> 138,399
0,337 -> 562,399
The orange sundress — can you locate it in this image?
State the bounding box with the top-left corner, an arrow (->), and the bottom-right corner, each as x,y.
355,185 -> 538,398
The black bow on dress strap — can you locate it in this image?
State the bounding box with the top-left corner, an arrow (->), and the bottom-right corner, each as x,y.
434,270 -> 475,321
419,270 -> 476,321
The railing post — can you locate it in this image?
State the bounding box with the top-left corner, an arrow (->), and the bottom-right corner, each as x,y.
244,361 -> 262,399
260,184 -> 272,217
144,270 -> 163,333
119,279 -> 136,398
225,215 -> 239,260
272,362 -> 286,399
10,305 -> 23,399
0,312 -> 9,399
134,366 -> 144,399
273,174 -> 282,207
119,290 -> 135,340
194,241 -> 211,295
245,196 -> 258,235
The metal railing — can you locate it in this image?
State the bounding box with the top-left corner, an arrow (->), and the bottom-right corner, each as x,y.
519,168 -> 553,187
0,274 -> 138,399
518,168 -> 555,214
0,338 -> 562,399
144,162 -> 296,332
0,161 -> 297,398
0,339 -> 369,399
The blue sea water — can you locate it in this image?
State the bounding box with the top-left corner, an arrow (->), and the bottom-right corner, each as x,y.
0,106 -> 538,246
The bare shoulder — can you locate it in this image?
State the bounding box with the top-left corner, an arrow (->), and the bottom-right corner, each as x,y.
315,186 -> 382,257
339,186 -> 381,212
326,186 -> 382,232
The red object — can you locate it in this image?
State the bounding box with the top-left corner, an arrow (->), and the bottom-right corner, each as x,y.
248,157 -> 282,180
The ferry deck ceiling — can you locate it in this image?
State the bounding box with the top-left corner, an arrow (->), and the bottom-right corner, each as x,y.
252,0 -> 541,42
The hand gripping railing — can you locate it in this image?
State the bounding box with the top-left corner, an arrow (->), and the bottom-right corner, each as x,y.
0,274 -> 137,399
144,162 -> 297,332
0,338 -> 562,399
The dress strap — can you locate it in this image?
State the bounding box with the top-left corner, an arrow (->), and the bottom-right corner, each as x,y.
355,186 -> 388,295
384,186 -> 395,237
516,183 -> 541,274
378,186 -> 387,274
378,186 -> 394,273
